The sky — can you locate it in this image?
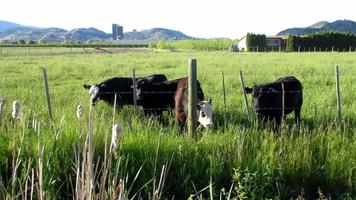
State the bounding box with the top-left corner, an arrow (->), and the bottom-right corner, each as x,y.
1,0 -> 355,39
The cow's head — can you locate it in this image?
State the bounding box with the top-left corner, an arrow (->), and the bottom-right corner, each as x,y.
197,99 -> 213,128
245,86 -> 276,113
83,84 -> 102,105
135,79 -> 149,103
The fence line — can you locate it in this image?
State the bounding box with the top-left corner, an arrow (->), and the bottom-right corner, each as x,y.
245,46 -> 356,53
1,65 -> 354,130
3,72 -> 356,79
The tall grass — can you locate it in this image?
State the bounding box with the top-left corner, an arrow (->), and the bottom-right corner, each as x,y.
0,50 -> 355,199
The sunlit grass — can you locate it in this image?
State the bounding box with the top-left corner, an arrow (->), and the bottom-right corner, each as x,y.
0,50 -> 355,199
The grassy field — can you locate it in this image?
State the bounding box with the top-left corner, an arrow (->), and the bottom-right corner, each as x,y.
0,50 -> 356,199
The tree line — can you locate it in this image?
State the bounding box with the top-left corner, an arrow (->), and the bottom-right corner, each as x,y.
245,32 -> 356,52
286,32 -> 356,51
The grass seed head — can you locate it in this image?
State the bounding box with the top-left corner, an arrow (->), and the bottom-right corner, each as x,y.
0,97 -> 5,117
110,124 -> 123,154
76,104 -> 83,119
12,100 -> 21,119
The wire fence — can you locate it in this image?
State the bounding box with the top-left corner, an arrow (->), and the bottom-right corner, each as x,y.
1,66 -> 355,130
0,47 -> 153,57
1,46 -> 356,58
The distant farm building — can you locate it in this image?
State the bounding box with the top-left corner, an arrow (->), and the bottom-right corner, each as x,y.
112,24 -> 124,40
237,34 -> 288,51
237,36 -> 247,51
266,36 -> 288,50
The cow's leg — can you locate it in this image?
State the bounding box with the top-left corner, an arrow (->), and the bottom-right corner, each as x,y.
294,108 -> 301,124
175,112 -> 186,132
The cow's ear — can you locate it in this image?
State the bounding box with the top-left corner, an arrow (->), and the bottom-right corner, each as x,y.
245,87 -> 252,94
83,84 -> 91,90
197,102 -> 202,110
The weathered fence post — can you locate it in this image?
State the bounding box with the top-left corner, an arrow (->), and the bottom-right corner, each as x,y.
314,46 -> 316,52
335,66 -> 342,122
188,59 -> 198,138
298,46 -> 300,53
132,69 -> 138,115
332,46 -> 334,52
222,71 -> 227,132
42,68 -> 53,120
279,46 -> 281,52
256,46 -> 259,52
349,46 -> 352,52
239,71 -> 252,123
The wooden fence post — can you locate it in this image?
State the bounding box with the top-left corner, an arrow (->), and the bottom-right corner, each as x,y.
314,46 -> 316,52
298,46 -> 300,53
335,66 -> 342,122
132,69 -> 138,115
222,71 -> 227,132
332,46 -> 334,52
188,59 -> 198,138
42,68 -> 53,120
239,71 -> 252,123
279,46 -> 281,52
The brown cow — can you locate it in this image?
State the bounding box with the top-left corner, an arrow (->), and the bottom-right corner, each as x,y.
174,78 -> 213,129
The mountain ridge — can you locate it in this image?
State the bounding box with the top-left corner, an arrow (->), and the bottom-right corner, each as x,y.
277,19 -> 356,36
0,20 -> 196,42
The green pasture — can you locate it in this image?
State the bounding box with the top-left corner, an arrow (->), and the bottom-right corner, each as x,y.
0,49 -> 355,199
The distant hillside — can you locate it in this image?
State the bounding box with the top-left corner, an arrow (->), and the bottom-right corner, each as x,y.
0,20 -> 196,42
277,20 -> 356,36
0,20 -> 25,32
124,28 -> 193,40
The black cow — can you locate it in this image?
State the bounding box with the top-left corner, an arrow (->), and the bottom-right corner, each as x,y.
136,77 -> 204,119
83,74 -> 167,106
245,76 -> 303,125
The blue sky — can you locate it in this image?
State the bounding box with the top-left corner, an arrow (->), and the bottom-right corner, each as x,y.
1,0 -> 355,39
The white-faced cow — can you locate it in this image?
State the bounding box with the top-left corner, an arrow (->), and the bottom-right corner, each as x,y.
83,74 -> 167,107
174,78 -> 213,129
245,76 -> 303,125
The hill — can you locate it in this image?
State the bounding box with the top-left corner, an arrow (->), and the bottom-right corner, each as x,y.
124,28 -> 193,40
277,19 -> 356,36
0,20 -> 196,42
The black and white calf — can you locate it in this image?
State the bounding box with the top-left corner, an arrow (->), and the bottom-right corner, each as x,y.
83,74 -> 167,107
